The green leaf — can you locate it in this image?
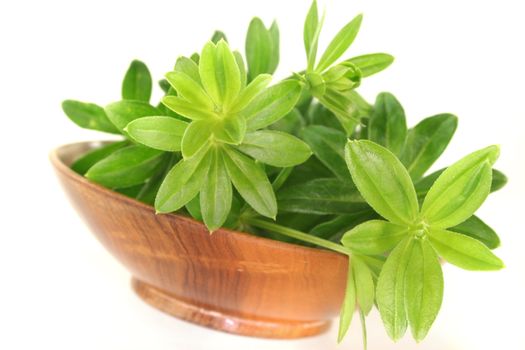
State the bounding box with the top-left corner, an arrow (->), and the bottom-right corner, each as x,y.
231,74 -> 271,112
304,0 -> 320,70
301,125 -> 348,180
181,120 -> 214,158
310,210 -> 376,241
400,114 -> 458,180
199,40 -> 241,107
346,53 -> 394,77
368,92 -> 407,156
233,51 -> 247,88
62,100 -> 119,134
405,239 -> 443,342
277,178 -> 367,215
245,18 -> 278,81
162,96 -> 216,120
316,14 -> 363,73
376,238 -> 414,341
165,71 -> 214,108
104,100 -> 160,132
125,116 -> 188,152
121,60 -> 152,102
345,140 -> 419,225
71,141 -> 128,175
155,148 -> 211,213
236,130 -> 311,167
421,145 -> 499,228
223,147 -> 277,218
244,80 -> 302,131
85,145 -> 164,189
317,89 -> 360,135
341,220 -> 410,255
268,108 -> 305,136
136,153 -> 179,205
213,115 -> 246,145
352,256 -> 375,315
174,56 -> 202,84
338,259 -> 356,343
159,79 -> 171,93
491,169 -> 508,192
451,215 -> 500,249
427,228 -> 504,270
211,30 -> 228,44
200,149 -> 232,231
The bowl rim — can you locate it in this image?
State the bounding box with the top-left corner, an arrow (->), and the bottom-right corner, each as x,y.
50,140 -> 348,261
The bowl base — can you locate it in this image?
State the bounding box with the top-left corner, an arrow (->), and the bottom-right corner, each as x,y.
131,278 -> 331,339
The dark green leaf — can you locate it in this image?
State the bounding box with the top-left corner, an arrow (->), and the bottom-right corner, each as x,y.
309,210 -> 376,241
451,215 -> 500,249
122,60 -> 152,102
211,30 -> 228,44
246,18 -> 279,80
368,92 -> 407,156
401,114 -> 457,180
71,141 -> 128,175
85,145 -> 164,189
136,153 -> 179,205
268,108 -> 305,136
491,169 -> 508,192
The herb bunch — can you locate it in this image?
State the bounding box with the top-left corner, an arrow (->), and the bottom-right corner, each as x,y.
62,0 -> 507,348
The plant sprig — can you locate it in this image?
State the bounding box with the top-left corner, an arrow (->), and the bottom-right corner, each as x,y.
62,1 -> 507,348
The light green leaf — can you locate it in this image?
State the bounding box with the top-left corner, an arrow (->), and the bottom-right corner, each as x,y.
304,0 -> 321,70
155,148 -> 211,213
316,14 -> 363,73
277,178 -> 366,215
352,256 -> 375,315
62,100 -> 119,134
85,145 -> 163,189
368,92 -> 407,156
427,228 -> 504,270
341,220 -> 409,255
231,74 -> 271,112
174,56 -> 202,84
405,239 -> 443,342
104,100 -> 160,132
376,238 -> 414,341
421,145 -> 499,228
268,21 -> 280,75
346,53 -> 394,77
165,71 -> 214,108
244,80 -> 302,131
245,18 -> 278,81
401,114 -> 458,180
223,147 -> 277,218
71,141 -> 128,175
162,96 -> 216,120
199,40 -> 240,107
200,149 -> 232,231
122,60 -> 152,102
125,116 -> 188,152
301,125 -> 348,180
233,51 -> 247,88
451,215 -> 500,249
338,259 -> 356,343
181,120 -> 214,158
213,115 -> 246,145
236,130 -> 311,167
345,140 -> 419,225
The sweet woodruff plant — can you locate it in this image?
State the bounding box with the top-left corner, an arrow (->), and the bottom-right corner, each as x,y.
61,0 -> 506,348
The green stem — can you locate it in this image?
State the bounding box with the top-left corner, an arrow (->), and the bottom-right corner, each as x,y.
245,218 -> 350,256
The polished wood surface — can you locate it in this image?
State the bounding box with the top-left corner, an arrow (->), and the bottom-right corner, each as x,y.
50,141 -> 349,339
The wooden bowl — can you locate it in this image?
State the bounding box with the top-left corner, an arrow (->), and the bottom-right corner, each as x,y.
50,141 -> 348,339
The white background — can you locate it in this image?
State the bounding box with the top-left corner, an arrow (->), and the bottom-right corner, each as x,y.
1,0 -> 524,349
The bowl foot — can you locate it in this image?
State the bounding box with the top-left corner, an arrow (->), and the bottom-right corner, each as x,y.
131,278 -> 331,339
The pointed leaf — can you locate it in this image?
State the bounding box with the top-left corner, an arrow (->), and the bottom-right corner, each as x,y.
104,100 -> 160,132
162,96 -> 216,120
246,17 -> 276,80
401,114 -> 458,180
341,220 -> 409,255
427,228 -> 504,270
236,130 -> 311,167
122,60 -> 152,102
214,115 -> 246,145
421,145 -> 499,228
165,71 -> 214,108
200,149 -> 232,231
405,239 -> 443,342
211,30 -> 227,44
223,147 -> 277,218
352,256 -> 375,315
338,259 -> 356,343
62,100 -> 119,134
231,74 -> 271,112
71,141 -> 128,175
304,0 -> 320,70
181,120 -> 214,158
316,14 -> 363,73
125,116 -> 188,152
174,56 -> 202,84
244,80 -> 302,131
451,215 -> 500,249
345,140 -> 419,225
85,145 -> 163,188
346,53 -> 394,77
368,92 -> 407,156
268,21 -> 280,74
233,51 -> 247,88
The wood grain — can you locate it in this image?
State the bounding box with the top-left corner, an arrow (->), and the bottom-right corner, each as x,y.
50,141 -> 349,339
